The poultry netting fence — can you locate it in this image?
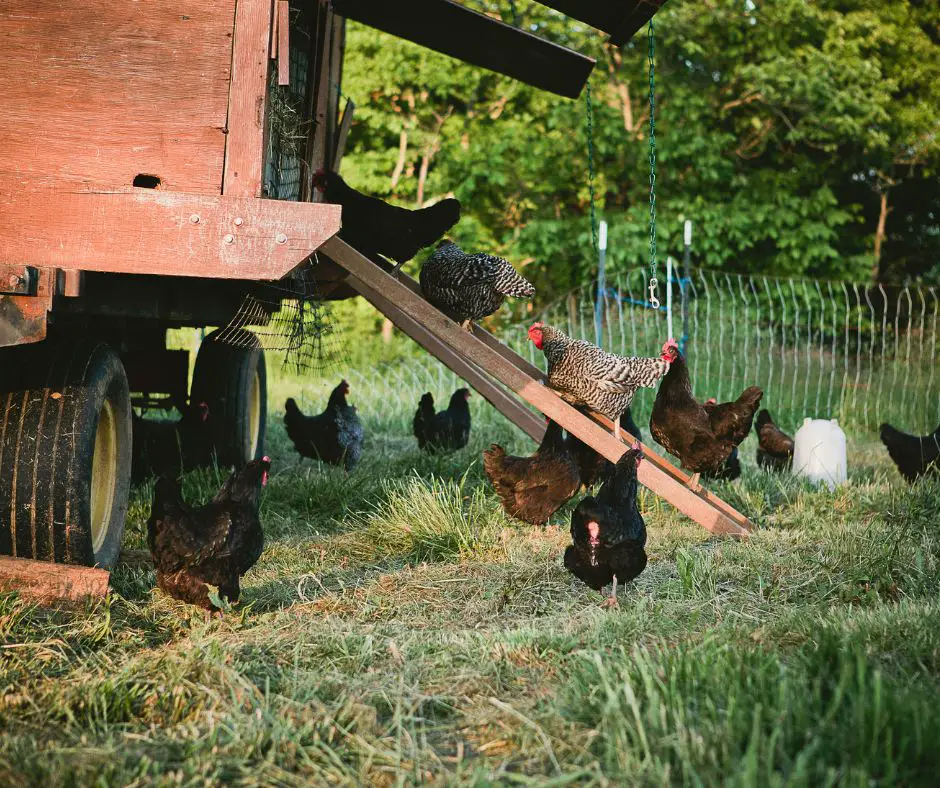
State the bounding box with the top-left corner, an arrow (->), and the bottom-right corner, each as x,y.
505,267 -> 940,437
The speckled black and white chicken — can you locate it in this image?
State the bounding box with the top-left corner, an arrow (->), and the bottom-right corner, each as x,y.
419,241 -> 535,330
527,322 -> 669,440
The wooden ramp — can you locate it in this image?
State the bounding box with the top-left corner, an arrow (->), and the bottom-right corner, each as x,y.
322,237 -> 752,537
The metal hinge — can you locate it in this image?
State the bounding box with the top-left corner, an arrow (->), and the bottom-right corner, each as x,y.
0,266 -> 39,296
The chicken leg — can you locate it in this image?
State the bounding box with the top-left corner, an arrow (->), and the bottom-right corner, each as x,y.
614,419 -> 622,442
686,472 -> 701,491
600,574 -> 619,608
460,319 -> 475,335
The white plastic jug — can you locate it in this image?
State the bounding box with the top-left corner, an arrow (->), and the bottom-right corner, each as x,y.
792,418 -> 847,490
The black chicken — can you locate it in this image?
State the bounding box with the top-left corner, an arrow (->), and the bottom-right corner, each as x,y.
147,457 -> 270,611
880,422 -> 940,483
284,380 -> 364,471
756,409 -> 794,471
132,401 -> 213,483
483,419 -> 581,525
566,406 -> 644,489
413,388 -> 472,453
313,168 -> 460,272
564,445 -> 647,608
419,241 -> 535,330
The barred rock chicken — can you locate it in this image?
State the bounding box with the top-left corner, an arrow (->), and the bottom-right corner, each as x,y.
313,169 -> 460,273
650,340 -> 763,488
756,409 -> 794,472
132,401 -> 213,483
564,444 -> 647,608
566,406 -> 644,489
527,323 -> 668,440
880,422 -> 940,483
483,419 -> 581,525
420,241 -> 535,330
147,457 -> 270,611
413,388 -> 472,453
284,381 -> 364,471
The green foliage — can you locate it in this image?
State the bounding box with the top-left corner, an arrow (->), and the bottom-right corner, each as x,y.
339,0 -> 939,299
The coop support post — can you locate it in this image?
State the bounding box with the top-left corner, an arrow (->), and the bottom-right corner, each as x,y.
594,220 -> 607,347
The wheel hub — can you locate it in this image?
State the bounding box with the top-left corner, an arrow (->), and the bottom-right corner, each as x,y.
90,399 -> 118,554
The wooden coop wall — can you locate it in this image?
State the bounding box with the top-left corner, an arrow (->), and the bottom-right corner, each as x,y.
0,0 -> 236,193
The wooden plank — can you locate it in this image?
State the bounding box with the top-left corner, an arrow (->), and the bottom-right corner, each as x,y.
1,189 -> 341,281
57,270 -> 84,299
277,0 -> 291,86
331,0 -> 596,99
344,275 -> 545,441
309,2 -> 335,184
270,0 -> 279,59
325,237 -> 751,536
0,0 -> 233,194
223,0 -> 273,197
0,556 -> 108,604
332,99 -> 356,170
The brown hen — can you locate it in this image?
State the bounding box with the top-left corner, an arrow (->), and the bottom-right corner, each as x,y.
483,420 -> 580,525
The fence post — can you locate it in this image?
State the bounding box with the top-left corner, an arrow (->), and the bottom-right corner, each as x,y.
681,219 -> 692,355
666,256 -> 674,340
595,220 -> 608,346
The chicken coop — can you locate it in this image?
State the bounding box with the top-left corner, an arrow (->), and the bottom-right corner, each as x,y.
1,0 -> 749,594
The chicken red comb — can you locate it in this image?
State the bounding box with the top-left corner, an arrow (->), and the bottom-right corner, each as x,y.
631,441 -> 641,451
705,397 -> 717,405
262,455 -> 271,463
663,337 -> 679,350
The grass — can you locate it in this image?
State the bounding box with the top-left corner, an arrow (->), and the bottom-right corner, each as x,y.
1,355 -> 939,786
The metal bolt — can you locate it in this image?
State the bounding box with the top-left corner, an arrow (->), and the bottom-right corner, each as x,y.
275,233 -> 288,244
223,234 -> 235,244
234,217 -> 244,226
190,214 -> 201,224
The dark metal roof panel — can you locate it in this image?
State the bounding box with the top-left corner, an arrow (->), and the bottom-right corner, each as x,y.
533,1 -> 669,45
331,0 -> 596,99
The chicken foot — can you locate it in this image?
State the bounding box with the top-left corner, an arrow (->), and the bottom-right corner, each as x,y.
686,472 -> 701,491
600,574 -> 619,608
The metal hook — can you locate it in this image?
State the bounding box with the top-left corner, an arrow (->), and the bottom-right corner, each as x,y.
648,278 -> 660,309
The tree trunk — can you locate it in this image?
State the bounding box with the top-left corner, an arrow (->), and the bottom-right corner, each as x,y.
871,190 -> 890,282
416,152 -> 430,207
390,127 -> 408,188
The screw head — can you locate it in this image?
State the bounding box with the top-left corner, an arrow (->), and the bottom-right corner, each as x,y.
275,233 -> 288,244
234,217 -> 244,226
190,214 -> 201,224
223,234 -> 235,244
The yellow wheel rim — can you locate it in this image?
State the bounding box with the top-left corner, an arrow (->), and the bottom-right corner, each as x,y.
248,369 -> 262,458
90,399 -> 118,554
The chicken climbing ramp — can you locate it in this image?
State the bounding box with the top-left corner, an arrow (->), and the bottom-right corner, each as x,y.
322,237 -> 752,538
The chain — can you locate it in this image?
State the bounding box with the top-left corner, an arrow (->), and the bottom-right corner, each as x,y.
585,81 -> 599,256
647,19 -> 660,310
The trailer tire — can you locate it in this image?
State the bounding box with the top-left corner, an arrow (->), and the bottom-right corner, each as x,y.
190,329 -> 267,468
0,340 -> 132,568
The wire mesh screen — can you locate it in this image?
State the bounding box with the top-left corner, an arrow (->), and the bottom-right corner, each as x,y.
264,3 -> 313,201
215,258 -> 340,374
508,268 -> 940,436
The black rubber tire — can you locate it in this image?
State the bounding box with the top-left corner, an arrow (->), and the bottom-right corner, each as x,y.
0,340 -> 132,568
190,329 -> 267,468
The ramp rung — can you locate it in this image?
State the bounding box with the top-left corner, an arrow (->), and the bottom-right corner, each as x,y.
323,237 -> 752,537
